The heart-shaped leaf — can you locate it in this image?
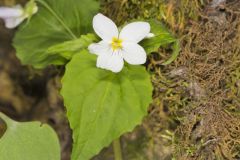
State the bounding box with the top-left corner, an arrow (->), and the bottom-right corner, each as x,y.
13,0 -> 99,68
0,112 -> 60,160
61,50 -> 153,160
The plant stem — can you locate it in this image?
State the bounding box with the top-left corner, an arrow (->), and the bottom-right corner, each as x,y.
113,138 -> 123,160
35,0 -> 77,39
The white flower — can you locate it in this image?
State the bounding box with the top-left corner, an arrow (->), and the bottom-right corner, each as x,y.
88,13 -> 151,73
0,1 -> 38,29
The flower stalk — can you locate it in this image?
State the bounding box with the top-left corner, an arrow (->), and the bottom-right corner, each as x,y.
113,138 -> 123,160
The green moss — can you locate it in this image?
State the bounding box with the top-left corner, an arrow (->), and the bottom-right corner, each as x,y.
101,0 -> 205,32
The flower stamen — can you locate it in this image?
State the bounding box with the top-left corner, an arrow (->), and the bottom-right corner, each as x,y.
111,37 -> 123,51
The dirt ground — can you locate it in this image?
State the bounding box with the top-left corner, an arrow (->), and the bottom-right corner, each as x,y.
0,0 -> 240,160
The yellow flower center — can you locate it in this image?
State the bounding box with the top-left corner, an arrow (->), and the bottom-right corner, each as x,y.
111,37 -> 123,51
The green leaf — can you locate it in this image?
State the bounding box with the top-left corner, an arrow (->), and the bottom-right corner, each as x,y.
161,40 -> 181,65
13,0 -> 99,68
0,112 -> 60,160
61,50 -> 153,160
46,33 -> 98,59
141,20 -> 180,65
141,20 -> 176,54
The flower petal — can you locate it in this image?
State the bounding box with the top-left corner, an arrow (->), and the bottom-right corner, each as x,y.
88,40 -> 110,56
0,5 -> 23,18
93,13 -> 119,41
145,33 -> 155,39
4,17 -> 25,29
97,51 -> 124,73
122,42 -> 147,65
119,22 -> 150,43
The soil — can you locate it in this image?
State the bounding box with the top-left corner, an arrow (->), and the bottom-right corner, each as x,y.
0,0 -> 240,160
